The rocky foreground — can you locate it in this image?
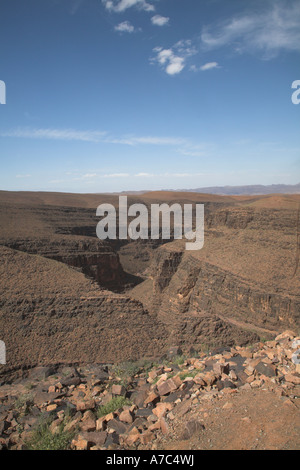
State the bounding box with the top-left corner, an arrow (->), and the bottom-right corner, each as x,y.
0,330 -> 299,451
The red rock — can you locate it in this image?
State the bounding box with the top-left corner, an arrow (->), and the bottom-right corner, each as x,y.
76,399 -> 95,412
140,431 -> 154,445
119,409 -> 133,424
64,415 -> 82,433
80,410 -> 96,432
121,427 -> 140,446
46,404 -> 57,412
159,417 -> 169,435
96,417 -> 106,432
213,363 -> 230,375
285,374 -> 300,385
80,431 -> 107,448
157,376 -> 182,396
152,402 -> 173,419
144,391 -> 159,406
71,436 -> 89,451
111,384 -> 126,396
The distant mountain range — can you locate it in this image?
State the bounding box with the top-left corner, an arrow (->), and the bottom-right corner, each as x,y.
177,183 -> 300,196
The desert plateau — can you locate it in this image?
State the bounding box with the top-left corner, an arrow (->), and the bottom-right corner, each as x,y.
0,190 -> 299,451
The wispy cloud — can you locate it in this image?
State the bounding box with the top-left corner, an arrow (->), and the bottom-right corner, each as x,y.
93,172 -> 205,179
70,0 -> 84,15
114,21 -> 136,33
0,128 -> 107,142
190,61 -> 220,72
0,128 -> 213,164
176,142 -> 213,158
177,149 -> 206,158
201,0 -> 300,57
126,135 -> 186,146
151,15 -> 169,26
134,172 -> 155,177
82,173 -> 97,178
69,172 -> 130,181
1,127 -> 189,147
102,0 -> 155,13
16,174 -> 31,178
151,40 -> 197,75
98,134 -> 188,146
103,173 -> 130,178
200,61 -> 219,71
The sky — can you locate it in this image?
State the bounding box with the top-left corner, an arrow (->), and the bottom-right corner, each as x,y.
0,0 -> 299,193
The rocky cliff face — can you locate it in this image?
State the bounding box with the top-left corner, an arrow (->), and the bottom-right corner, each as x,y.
0,197 -> 299,371
156,253 -> 299,329
0,246 -> 168,372
131,205 -> 300,350
3,238 -> 126,289
205,206 -> 297,232
132,248 -> 261,350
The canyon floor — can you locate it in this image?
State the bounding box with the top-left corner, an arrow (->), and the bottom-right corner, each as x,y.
0,190 -> 299,450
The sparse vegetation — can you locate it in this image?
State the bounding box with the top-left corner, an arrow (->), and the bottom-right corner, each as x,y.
25,414 -> 74,451
112,359 -> 156,386
15,393 -> 34,415
162,354 -> 186,368
171,355 -> 186,366
199,343 -> 212,355
25,382 -> 35,391
179,370 -> 199,381
97,396 -> 131,418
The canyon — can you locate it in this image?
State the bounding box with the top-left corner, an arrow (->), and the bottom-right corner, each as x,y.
0,190 -> 299,379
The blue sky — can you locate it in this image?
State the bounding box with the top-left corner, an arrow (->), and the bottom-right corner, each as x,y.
0,0 -> 299,193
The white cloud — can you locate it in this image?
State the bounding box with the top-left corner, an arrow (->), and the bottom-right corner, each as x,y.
73,172 -> 131,180
103,173 -> 130,178
177,149 -> 206,157
105,134 -> 187,146
151,40 -> 197,75
129,135 -> 186,145
151,48 -> 184,75
82,173 -> 97,178
16,174 -> 31,178
165,56 -> 185,75
0,128 -> 107,142
171,173 -> 204,178
200,61 -> 219,71
177,142 -> 213,158
201,0 -> 300,57
175,39 -> 197,57
114,21 -> 135,33
72,172 -> 99,181
102,0 -> 154,13
1,127 -> 203,150
103,172 -> 207,178
151,15 -> 169,26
